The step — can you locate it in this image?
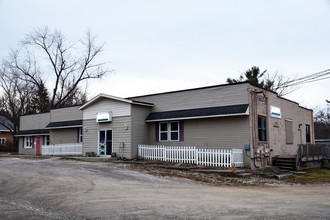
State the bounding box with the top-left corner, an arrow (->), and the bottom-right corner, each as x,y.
273,162 -> 296,167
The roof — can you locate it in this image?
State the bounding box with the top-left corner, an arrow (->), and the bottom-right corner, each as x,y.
45,120 -> 82,129
128,82 -> 250,99
79,93 -> 154,110
15,129 -> 49,137
0,116 -> 14,132
145,104 -> 249,122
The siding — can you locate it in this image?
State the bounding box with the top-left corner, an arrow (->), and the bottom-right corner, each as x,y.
20,112 -> 50,130
18,137 -> 35,155
132,83 -> 250,112
50,106 -> 82,122
82,116 -> 132,158
149,116 -> 250,148
50,128 -> 78,144
131,105 -> 152,158
83,98 -> 131,120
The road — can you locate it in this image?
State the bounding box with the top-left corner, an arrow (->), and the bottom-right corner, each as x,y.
0,157 -> 329,219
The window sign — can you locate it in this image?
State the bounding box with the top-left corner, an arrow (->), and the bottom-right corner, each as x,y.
270,106 -> 281,119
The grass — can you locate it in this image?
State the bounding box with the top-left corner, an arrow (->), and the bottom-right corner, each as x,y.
288,168 -> 330,184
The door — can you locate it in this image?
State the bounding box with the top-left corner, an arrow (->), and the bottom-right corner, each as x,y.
36,136 -> 41,156
99,130 -> 112,156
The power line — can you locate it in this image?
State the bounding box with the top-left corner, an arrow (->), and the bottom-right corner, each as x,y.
279,68 -> 330,88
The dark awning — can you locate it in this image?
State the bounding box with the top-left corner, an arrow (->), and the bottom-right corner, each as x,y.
145,104 -> 249,122
15,129 -> 49,137
45,120 -> 82,129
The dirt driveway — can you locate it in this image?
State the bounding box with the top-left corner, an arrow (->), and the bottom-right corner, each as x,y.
0,157 -> 329,220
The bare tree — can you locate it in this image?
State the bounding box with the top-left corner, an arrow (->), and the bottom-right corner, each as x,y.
0,65 -> 35,132
0,27 -> 110,133
10,26 -> 109,108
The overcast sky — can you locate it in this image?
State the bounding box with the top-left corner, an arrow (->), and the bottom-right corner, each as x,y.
1,0 -> 330,109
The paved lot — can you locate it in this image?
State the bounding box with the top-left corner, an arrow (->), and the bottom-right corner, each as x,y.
0,157 -> 329,219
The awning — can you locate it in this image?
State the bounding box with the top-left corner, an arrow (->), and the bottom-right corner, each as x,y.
145,104 -> 249,122
15,129 -> 49,137
45,120 -> 82,129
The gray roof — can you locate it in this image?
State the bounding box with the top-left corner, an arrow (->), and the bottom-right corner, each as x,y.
15,129 -> 49,136
46,120 -> 82,129
0,116 -> 14,132
145,104 -> 249,122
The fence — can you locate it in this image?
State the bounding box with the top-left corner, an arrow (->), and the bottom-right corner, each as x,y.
297,144 -> 330,162
42,143 -> 82,156
138,144 -> 244,168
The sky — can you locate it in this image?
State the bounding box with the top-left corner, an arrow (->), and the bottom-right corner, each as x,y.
0,0 -> 330,110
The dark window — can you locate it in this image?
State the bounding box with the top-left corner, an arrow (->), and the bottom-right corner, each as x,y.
285,120 -> 293,144
159,121 -> 180,141
306,124 -> 311,143
258,116 -> 267,141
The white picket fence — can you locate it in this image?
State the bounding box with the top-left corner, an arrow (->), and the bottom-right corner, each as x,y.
138,144 -> 244,168
42,143 -> 82,156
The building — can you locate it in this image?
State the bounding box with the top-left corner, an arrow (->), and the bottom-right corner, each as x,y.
0,116 -> 14,152
16,82 -> 314,168
16,106 -> 82,155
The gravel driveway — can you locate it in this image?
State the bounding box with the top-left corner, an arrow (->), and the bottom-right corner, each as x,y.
0,157 -> 329,219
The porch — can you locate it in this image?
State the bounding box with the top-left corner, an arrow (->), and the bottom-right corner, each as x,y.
273,144 -> 330,171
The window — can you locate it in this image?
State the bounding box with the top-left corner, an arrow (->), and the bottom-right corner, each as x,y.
285,120 -> 293,144
159,122 -> 179,141
0,138 -> 6,145
258,116 -> 267,141
306,124 -> 311,143
24,136 -> 34,148
78,128 -> 83,143
43,135 -> 50,146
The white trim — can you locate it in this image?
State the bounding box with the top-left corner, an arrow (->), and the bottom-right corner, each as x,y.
23,136 -> 34,148
98,129 -> 113,156
159,121 -> 180,142
80,93 -> 153,110
147,112 -> 249,123
0,137 -> 6,145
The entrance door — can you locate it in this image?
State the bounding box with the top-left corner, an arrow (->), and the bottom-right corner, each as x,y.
36,136 -> 41,156
99,130 -> 112,156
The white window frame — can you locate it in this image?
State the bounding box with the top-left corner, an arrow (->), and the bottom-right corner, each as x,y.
159,121 -> 179,141
0,138 -> 6,145
24,136 -> 34,148
43,135 -> 50,146
79,128 -> 83,143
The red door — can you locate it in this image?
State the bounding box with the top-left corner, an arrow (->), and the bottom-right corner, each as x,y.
36,136 -> 41,156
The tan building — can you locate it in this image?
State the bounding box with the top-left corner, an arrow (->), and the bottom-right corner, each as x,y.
16,82 -> 314,168
16,106 -> 82,155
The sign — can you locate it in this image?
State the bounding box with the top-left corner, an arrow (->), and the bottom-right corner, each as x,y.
96,112 -> 112,123
270,106 -> 281,119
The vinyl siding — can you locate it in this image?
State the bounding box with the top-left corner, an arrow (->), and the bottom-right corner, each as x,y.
82,116 -> 132,158
18,137 -> 35,155
149,116 -> 250,147
20,113 -> 50,130
131,105 -> 152,158
50,106 -> 82,122
50,128 -> 79,144
83,98 -> 131,120
133,83 -> 250,112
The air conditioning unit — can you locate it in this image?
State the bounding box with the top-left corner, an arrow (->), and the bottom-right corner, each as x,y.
96,112 -> 112,123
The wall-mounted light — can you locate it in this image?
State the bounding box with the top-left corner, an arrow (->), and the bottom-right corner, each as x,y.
84,127 -> 88,132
